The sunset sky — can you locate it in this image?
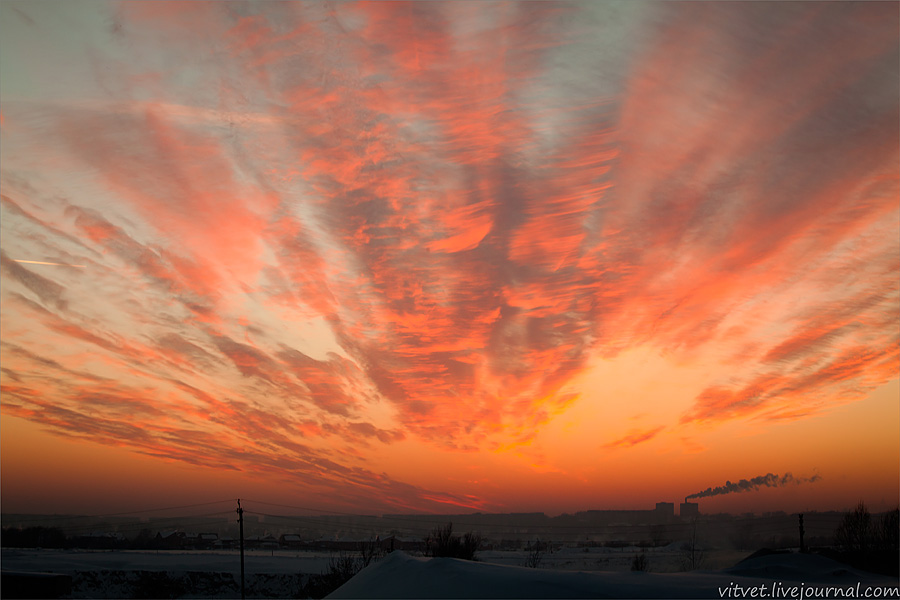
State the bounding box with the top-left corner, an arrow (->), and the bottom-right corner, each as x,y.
1,1 -> 898,518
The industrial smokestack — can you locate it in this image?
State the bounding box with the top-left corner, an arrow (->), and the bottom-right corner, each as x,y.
687,472 -> 821,500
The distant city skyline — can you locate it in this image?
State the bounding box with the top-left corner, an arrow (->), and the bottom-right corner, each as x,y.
1,1 -> 898,517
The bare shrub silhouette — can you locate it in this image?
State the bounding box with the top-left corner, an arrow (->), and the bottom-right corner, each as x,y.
304,540 -> 384,599
358,538 -> 383,568
649,523 -> 668,547
729,519 -> 755,552
834,501 -> 872,553
428,522 -> 455,556
631,551 -> 650,572
303,552 -> 359,599
524,539 -> 544,568
679,517 -> 705,571
461,531 -> 483,560
875,507 -> 899,552
427,522 -> 482,560
829,502 -> 899,578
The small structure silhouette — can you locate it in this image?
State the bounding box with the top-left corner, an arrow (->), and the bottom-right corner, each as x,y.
680,501 -> 700,518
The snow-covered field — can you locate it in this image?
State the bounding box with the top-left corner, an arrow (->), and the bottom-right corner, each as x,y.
2,547 -> 898,599
1,547 -> 334,576
1,549 -> 328,598
0,544 -> 739,581
478,543 -> 749,573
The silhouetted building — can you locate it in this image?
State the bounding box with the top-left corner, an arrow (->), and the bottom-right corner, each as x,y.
195,533 -> 218,549
579,510 -> 657,526
680,502 -> 699,518
279,534 -> 302,548
655,502 -> 675,518
155,530 -> 185,549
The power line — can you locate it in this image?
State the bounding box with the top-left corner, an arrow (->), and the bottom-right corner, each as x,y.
241,498 -> 603,529
55,511 -> 238,537
240,498 -> 379,518
241,510 -> 812,541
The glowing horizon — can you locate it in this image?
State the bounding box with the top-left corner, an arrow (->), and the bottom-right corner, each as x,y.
1,1 -> 898,518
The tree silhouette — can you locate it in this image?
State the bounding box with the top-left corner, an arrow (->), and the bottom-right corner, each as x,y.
679,517 -> 704,571
834,501 -> 871,553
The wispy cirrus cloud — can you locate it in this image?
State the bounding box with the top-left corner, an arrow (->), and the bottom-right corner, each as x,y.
603,426 -> 665,450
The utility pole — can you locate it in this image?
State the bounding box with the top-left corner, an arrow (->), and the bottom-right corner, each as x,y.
798,513 -> 805,553
237,499 -> 245,600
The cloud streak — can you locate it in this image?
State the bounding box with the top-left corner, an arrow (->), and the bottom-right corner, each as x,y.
603,426 -> 665,450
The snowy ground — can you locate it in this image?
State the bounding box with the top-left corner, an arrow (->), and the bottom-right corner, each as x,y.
1,549 -> 331,598
1,547 -> 333,577
3,547 -> 898,599
0,544 -> 742,580
328,551 -> 900,599
478,543 -> 748,573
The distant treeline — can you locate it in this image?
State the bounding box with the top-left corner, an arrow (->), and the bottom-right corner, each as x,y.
2,526 -> 177,550
2,526 -> 68,549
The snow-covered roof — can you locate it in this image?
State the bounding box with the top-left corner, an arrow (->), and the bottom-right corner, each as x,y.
156,530 -> 182,538
79,531 -> 125,539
